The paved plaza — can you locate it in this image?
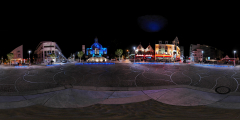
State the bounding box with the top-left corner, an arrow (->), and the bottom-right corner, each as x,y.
1,63 -> 240,110
0,63 -> 239,92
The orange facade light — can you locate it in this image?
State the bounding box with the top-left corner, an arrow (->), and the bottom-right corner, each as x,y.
155,55 -> 172,57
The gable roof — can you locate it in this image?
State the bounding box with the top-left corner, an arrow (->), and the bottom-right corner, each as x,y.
145,44 -> 154,51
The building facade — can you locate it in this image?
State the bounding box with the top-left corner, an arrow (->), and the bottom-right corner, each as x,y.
155,37 -> 181,61
135,43 -> 154,60
191,48 -> 203,62
34,41 -> 66,63
86,37 -> 107,57
86,37 -> 108,62
180,46 -> 184,60
189,44 -> 224,62
10,45 -> 28,64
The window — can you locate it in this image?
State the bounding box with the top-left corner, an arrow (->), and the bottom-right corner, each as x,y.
165,46 -> 168,49
18,54 -> 20,57
44,46 -> 54,48
159,46 -> 161,49
165,41 -> 168,44
17,51 -> 20,53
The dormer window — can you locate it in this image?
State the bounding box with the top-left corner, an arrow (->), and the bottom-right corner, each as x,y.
159,41 -> 162,44
165,41 -> 168,44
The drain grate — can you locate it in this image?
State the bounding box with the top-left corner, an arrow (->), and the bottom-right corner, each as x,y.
215,86 -> 231,94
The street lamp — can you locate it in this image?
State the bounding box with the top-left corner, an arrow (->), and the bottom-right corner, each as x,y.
28,50 -> 31,65
202,51 -> 204,64
234,51 -> 236,66
133,47 -> 135,63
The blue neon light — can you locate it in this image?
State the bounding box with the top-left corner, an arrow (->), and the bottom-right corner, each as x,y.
15,66 -> 28,68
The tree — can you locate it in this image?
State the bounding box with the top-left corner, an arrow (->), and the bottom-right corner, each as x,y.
77,51 -> 84,62
115,49 -> 123,61
7,53 -> 13,65
50,53 -> 57,58
50,53 -> 57,62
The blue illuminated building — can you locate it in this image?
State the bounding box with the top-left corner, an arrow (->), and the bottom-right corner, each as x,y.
86,37 -> 107,57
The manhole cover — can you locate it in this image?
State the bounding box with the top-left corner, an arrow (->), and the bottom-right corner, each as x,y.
215,86 -> 231,94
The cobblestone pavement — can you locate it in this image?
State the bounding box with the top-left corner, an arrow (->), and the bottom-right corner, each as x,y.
0,63 -> 239,93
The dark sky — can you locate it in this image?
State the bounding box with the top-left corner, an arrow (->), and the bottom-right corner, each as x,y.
1,3 -> 239,59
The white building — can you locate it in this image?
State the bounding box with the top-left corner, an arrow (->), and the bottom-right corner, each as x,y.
34,41 -> 66,64
191,48 -> 203,62
189,44 -> 224,62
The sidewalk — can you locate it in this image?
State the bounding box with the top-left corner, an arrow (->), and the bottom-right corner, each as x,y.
1,85 -> 240,109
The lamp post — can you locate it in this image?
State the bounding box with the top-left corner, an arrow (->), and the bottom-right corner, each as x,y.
28,50 -> 31,65
202,51 -> 204,64
234,51 -> 236,67
133,47 -> 135,63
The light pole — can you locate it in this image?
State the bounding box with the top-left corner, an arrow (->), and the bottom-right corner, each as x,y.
28,50 -> 31,65
202,51 -> 204,64
133,47 -> 135,63
234,51 -> 236,67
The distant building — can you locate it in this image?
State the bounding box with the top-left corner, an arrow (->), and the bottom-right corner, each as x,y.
135,43 -> 154,60
86,37 -> 108,62
34,41 -> 67,63
86,37 -> 107,58
9,45 -> 28,64
189,44 -> 224,62
155,36 -> 181,61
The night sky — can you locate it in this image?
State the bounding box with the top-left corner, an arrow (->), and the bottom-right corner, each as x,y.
1,3 -> 238,60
